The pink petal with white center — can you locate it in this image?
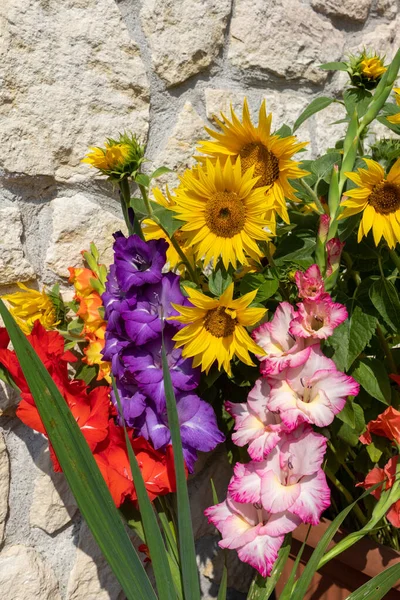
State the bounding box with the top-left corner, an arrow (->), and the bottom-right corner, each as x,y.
289,295 -> 348,340
237,533 -> 285,578
290,469 -> 331,525
247,377 -> 271,413
228,461 -> 263,504
267,381 -> 308,429
295,265 -> 325,301
219,515 -> 261,549
280,427 -> 327,475
248,429 -> 284,461
260,344 -> 312,377
260,469 -> 301,513
205,494 -> 258,539
260,511 -> 301,536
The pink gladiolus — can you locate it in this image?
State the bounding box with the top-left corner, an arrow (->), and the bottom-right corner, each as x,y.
318,214 -> 330,243
228,426 -> 330,525
267,347 -> 359,428
326,238 -> 345,277
252,302 -> 312,376
226,379 -> 290,461
289,294 -> 347,340
204,492 -> 300,577
295,265 -> 325,301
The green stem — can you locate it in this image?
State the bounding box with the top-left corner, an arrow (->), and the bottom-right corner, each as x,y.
328,441 -> 355,481
118,177 -> 135,236
389,248 -> 400,272
376,323 -> 397,374
325,467 -> 368,527
138,183 -> 153,216
300,179 -> 325,214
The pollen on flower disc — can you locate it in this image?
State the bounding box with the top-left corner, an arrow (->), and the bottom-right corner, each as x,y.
368,182 -> 400,215
239,142 -> 279,187
204,306 -> 237,338
205,191 -> 246,238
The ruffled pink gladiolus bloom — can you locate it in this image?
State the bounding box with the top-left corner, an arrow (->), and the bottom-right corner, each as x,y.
226,378 -> 290,461
289,294 -> 347,340
252,302 -> 312,376
295,264 -> 325,301
228,426 -> 330,525
267,347 -> 359,428
204,492 -> 300,577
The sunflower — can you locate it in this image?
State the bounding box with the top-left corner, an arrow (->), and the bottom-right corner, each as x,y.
2,283 -> 57,334
142,187 -> 195,271
82,133 -> 145,179
172,157 -> 272,269
341,158 -> 400,248
360,56 -> 387,80
387,88 -> 400,125
171,284 -> 266,375
197,99 -> 308,223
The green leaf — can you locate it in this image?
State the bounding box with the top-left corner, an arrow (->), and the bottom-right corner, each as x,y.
274,235 -> 316,265
377,115 -> 400,136
246,536 -> 291,600
326,321 -> 349,372
344,563 -> 400,600
311,152 -> 341,180
337,403 -> 365,446
74,364 -> 98,385
149,166 -> 172,180
347,307 -> 377,370
274,124 -> 292,137
161,334 -> 201,600
208,267 -> 232,297
278,529 -> 310,600
293,97 -> 335,132
352,358 -> 391,405
343,88 -> 372,119
239,273 -> 279,302
319,61 -> 348,71
135,173 -> 150,187
130,196 -> 149,218
370,279 -> 400,333
0,299 -> 156,600
366,440 -> 384,463
336,398 -> 355,428
152,205 -> 184,238
112,378 -> 176,600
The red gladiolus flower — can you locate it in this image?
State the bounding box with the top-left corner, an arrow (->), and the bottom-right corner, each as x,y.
357,456 -> 400,527
94,421 -> 177,507
359,406 -> 400,445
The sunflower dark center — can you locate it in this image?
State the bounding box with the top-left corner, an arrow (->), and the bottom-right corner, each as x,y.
369,182 -> 400,215
204,306 -> 237,338
205,191 -> 246,238
239,142 -> 279,187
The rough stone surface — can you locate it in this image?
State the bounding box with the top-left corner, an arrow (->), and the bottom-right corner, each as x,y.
0,0 -> 149,182
155,101 -> 205,187
228,0 -> 344,84
311,0 -> 372,22
0,207 -> 35,285
0,432 -> 9,544
376,0 -> 398,19
0,381 -> 20,416
0,545 -> 61,600
140,0 -> 231,87
30,448 -> 78,535
45,195 -> 126,277
66,521 -> 139,600
351,20 -> 398,59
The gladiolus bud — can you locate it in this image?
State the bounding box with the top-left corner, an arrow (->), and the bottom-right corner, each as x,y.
326,238 -> 345,276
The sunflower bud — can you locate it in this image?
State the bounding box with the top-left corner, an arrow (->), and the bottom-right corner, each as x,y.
347,51 -> 387,90
82,132 -> 145,180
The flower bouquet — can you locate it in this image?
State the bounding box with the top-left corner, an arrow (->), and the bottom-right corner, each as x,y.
2,48 -> 400,599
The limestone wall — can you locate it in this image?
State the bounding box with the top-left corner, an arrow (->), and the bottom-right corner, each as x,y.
0,0 -> 399,598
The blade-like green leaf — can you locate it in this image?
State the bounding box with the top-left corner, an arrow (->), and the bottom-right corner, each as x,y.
294,485 -> 381,598
112,377 -> 177,600
344,563 -> 400,600
0,299 -> 156,600
278,528 -> 311,600
246,535 -> 291,600
161,335 -> 201,600
319,61 -> 348,71
293,97 -> 335,132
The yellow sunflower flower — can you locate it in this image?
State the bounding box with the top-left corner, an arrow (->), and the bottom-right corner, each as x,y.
171,283 -> 266,375
197,99 -> 308,223
387,88 -> 400,125
172,157 -> 272,270
2,283 -> 57,335
142,187 -> 195,271
360,56 -> 387,80
83,143 -> 130,171
341,158 -> 400,248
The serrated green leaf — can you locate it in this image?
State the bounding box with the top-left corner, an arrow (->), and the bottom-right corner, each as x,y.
352,358 -> 391,405
337,402 -> 365,446
319,62 -> 348,71
343,88 -> 372,119
208,267 -> 232,297
293,97 -> 335,132
347,307 -> 377,370
370,279 -> 400,333
74,364 -> 98,385
344,563 -> 400,600
336,398 -> 355,428
0,299 -> 156,600
326,321 -> 349,372
152,206 -> 184,238
239,273 -> 279,302
311,152 -> 341,180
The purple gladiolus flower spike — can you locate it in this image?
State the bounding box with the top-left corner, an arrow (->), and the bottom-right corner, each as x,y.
114,234 -> 168,292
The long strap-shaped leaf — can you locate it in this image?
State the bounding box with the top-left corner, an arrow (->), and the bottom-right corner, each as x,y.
246,536 -> 291,600
112,378 -> 178,600
0,300 -> 156,600
344,563 -> 400,600
161,338 -> 201,600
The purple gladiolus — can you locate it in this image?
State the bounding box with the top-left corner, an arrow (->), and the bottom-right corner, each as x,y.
113,233 -> 168,292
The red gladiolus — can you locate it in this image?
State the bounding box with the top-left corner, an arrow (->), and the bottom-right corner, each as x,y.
357,456 -> 400,527
359,406 -> 400,445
